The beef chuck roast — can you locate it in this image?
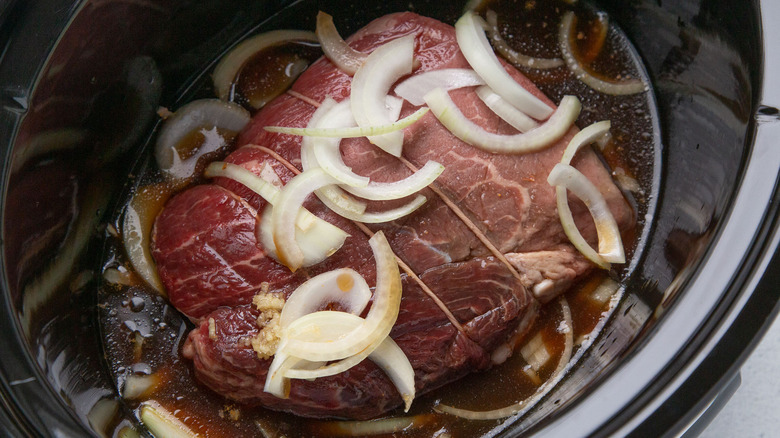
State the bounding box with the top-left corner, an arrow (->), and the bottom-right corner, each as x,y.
151,12 -> 634,419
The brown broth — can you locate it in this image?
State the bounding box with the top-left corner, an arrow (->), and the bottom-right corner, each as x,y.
98,0 -> 657,436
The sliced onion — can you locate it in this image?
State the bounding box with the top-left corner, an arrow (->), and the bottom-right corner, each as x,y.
560,120 -> 611,165
299,97 -> 370,188
280,231 -> 401,361
485,10 -> 563,70
258,206 -> 349,267
301,137 -> 428,223
293,99 -> 431,221
122,373 -> 162,400
206,161 -> 341,233
264,349 -> 293,398
424,87 -> 580,154
279,268 -> 371,328
206,162 -> 349,267
351,34 -> 416,156
353,333 -> 415,411
295,98 -> 371,215
475,85 -> 539,133
213,29 -> 318,102
394,68 -> 485,106
591,277 -> 619,305
559,11 -> 646,95
547,163 -> 625,266
553,297 -> 575,378
322,194 -> 428,223
281,312 -> 415,412
320,415 -> 434,436
343,161 -> 444,201
139,401 -> 198,438
267,313 -> 415,411
292,97 -> 442,201
265,107 -> 428,139
551,120 -> 624,268
519,332 -> 551,372
267,268 -> 371,400
264,345 -> 325,398
455,11 -> 553,120
385,95 -> 404,122
271,168 -> 354,270
312,185 -> 369,216
204,161 -> 280,202
87,399 -> 119,438
123,186 -> 166,295
316,11 -> 367,75
155,99 -> 250,181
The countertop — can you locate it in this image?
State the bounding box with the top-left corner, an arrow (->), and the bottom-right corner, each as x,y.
701,313 -> 780,438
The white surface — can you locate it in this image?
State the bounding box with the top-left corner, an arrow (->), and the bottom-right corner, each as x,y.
701,314 -> 780,438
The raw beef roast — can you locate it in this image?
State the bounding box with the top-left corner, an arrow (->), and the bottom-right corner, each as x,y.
151,12 -> 634,419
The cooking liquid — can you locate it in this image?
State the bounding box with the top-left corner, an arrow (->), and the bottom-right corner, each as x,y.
98,0 -> 658,436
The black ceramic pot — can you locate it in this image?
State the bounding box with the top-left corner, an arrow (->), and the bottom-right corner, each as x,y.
0,0 -> 777,436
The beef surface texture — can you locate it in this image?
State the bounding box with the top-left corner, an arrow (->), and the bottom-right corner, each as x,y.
151,12 -> 634,419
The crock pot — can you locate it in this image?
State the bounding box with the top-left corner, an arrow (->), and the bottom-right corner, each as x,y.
0,0 -> 778,436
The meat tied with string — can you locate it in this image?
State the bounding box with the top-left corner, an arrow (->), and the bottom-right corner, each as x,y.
150,12 -> 634,419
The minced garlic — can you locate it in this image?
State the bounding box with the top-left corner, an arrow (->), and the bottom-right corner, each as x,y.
250,284 -> 286,360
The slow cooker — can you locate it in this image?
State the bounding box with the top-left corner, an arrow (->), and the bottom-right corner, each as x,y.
0,0 -> 778,436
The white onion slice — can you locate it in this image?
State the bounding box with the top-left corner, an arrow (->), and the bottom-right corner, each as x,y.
313,185 -> 369,216
351,34 -> 416,156
551,120 -> 620,268
560,120 -> 611,165
294,98 -> 440,200
140,401 -> 198,438
310,98 -> 366,188
320,194 -> 428,224
122,188 -> 165,295
316,11 -> 367,75
205,162 -> 349,268
475,85 -> 539,133
155,99 -> 250,181
212,29 -> 318,101
265,343 -> 326,398
279,268 -> 371,328
485,10 -> 564,70
205,161 -> 342,232
258,206 -> 349,267
455,11 -> 553,120
280,312 -> 415,412
204,161 -> 280,202
362,335 -> 415,412
296,96 -> 406,189
424,87 -> 580,154
271,168 -> 346,271
547,163 -> 625,265
264,107 -> 429,138
559,12 -> 647,95
122,373 -> 161,400
299,97 -> 370,188
296,98 -> 371,214
280,231 -> 401,361
321,415 -> 431,436
385,95 -> 404,122
264,347 -> 298,398
394,68 -> 485,106
294,99 -> 431,221
343,161 -> 444,201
